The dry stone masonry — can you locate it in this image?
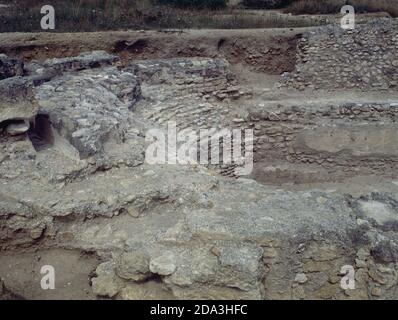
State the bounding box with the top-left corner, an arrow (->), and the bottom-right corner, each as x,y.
130,57 -> 242,101
282,19 -> 398,91
232,100 -> 398,183
35,67 -> 141,158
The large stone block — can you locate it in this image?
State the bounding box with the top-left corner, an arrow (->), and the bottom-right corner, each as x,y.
0,77 -> 38,123
42,50 -> 119,73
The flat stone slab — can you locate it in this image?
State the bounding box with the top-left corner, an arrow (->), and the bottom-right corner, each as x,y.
42,50 -> 119,73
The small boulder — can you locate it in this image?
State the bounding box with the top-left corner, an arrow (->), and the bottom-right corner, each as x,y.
149,252 -> 177,276
294,273 -> 308,284
6,121 -> 30,136
115,252 -> 151,282
91,261 -> 123,298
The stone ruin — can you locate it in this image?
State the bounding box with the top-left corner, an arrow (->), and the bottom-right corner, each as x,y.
1,20 -> 398,300
281,19 -> 398,91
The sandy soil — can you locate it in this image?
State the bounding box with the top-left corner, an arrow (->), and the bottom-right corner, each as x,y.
0,249 -> 98,300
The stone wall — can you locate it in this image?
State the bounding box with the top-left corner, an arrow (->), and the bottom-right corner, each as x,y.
34,67 -> 141,159
129,57 -> 241,100
234,101 -> 398,180
281,19 -> 398,91
1,51 -> 142,161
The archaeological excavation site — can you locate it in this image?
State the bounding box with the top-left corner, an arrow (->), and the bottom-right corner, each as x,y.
1,1 -> 398,302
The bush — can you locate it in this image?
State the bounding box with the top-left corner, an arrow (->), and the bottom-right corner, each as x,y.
286,0 -> 341,14
156,0 -> 228,9
243,0 -> 294,9
285,0 -> 398,17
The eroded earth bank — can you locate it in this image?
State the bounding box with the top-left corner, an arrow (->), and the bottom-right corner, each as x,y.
1,20 -> 398,299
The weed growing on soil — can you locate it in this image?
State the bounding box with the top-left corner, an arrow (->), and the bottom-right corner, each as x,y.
285,0 -> 398,18
0,0 -> 322,32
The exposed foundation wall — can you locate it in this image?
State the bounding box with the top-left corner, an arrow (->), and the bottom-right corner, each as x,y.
234,102 -> 398,181
281,19 -> 398,91
129,57 -> 241,99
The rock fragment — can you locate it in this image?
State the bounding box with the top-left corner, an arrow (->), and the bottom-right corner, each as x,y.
0,54 -> 23,80
43,50 -> 119,73
294,273 -> 308,284
6,121 -> 30,136
91,261 -> 123,298
150,253 -> 177,276
115,252 -> 151,282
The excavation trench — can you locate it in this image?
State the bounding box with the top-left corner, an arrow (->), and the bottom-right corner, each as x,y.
241,103 -> 398,187
2,24 -> 398,300
0,29 -> 303,76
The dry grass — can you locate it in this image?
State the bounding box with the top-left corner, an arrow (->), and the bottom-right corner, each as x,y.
0,0 -> 152,32
0,0 -> 324,32
286,0 -> 398,18
152,8 -> 323,29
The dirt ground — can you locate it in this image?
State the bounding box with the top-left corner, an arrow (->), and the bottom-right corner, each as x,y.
0,249 -> 98,299
0,28 -> 315,74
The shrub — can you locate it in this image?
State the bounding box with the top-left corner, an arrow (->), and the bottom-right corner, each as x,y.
286,0 -> 341,14
156,0 -> 228,9
0,0 -> 323,32
285,0 -> 398,17
243,0 -> 294,9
